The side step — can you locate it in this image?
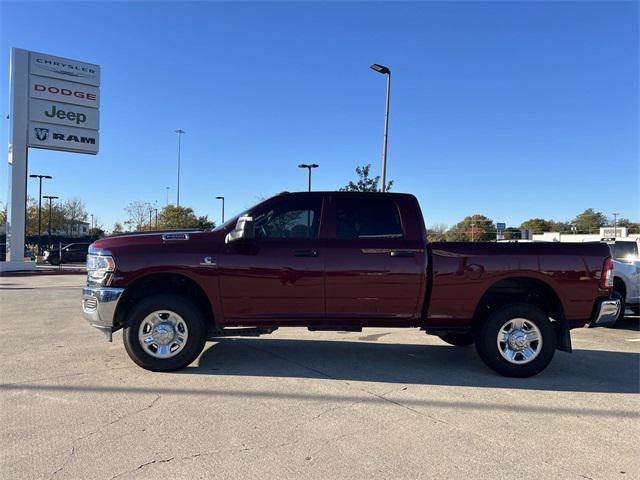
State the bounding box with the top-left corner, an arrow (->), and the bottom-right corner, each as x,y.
210,327 -> 278,338
307,326 -> 362,332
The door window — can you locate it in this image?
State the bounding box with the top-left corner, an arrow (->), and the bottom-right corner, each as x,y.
336,198 -> 403,239
254,198 -> 322,240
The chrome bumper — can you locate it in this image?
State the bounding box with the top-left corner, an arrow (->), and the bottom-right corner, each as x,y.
81,286 -> 125,341
588,299 -> 621,327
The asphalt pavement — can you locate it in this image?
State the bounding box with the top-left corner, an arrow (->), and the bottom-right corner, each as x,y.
1,274 -> 638,479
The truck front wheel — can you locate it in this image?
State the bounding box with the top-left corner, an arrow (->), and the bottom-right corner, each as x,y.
475,303 -> 556,377
123,294 -> 207,372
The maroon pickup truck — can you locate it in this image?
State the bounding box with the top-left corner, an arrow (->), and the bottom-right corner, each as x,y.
82,191 -> 620,377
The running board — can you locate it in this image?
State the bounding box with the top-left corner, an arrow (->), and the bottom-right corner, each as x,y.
210,327 -> 278,338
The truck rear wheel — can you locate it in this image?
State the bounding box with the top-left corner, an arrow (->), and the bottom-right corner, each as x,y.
438,333 -> 475,346
475,303 -> 556,377
123,294 -> 207,371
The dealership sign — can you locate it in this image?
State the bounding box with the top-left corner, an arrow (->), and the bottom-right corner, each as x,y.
26,51 -> 100,154
4,48 -> 101,268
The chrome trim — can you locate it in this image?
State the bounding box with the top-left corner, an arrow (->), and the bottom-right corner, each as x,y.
162,232 -> 190,241
589,299 -> 621,327
81,286 -> 125,341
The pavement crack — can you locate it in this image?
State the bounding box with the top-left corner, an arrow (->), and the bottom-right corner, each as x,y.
110,456 -> 174,480
48,445 -> 75,479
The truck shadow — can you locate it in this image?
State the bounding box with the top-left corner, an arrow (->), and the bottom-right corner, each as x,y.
189,337 -> 640,394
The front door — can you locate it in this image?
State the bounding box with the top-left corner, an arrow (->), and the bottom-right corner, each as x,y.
218,195 -> 325,325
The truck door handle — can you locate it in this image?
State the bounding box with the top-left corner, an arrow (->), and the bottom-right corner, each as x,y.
293,249 -> 319,257
390,251 -> 414,257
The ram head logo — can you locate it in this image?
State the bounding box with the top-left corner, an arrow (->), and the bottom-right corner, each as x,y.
34,128 -> 49,141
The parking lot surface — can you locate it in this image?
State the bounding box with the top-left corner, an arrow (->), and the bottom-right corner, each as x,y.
1,274 -> 639,479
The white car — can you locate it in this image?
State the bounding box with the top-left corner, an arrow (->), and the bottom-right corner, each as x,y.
608,238 -> 640,322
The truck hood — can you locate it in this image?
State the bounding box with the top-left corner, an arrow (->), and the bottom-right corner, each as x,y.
89,229 -> 227,255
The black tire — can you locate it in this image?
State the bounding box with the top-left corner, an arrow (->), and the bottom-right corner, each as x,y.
438,332 -> 475,347
123,294 -> 207,372
475,303 -> 556,377
609,291 -> 626,327
50,257 -> 60,266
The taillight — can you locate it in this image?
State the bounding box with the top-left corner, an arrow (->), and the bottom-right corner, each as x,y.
600,256 -> 614,289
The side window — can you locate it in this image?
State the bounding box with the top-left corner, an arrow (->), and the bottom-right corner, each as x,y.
254,198 -> 322,240
336,198 -> 403,239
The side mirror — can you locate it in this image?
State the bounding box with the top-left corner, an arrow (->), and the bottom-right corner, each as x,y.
225,216 -> 255,244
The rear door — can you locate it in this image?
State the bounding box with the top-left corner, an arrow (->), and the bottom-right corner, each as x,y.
324,195 -> 426,324
218,195 -> 326,324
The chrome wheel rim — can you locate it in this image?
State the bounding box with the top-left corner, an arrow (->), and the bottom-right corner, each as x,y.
497,318 -> 542,364
138,310 -> 189,359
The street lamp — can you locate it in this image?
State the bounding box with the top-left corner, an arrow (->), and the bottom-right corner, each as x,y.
370,63 -> 391,192
29,174 -> 52,257
43,195 -> 58,250
297,163 -> 319,192
165,186 -> 170,206
90,214 -> 94,231
175,129 -> 185,207
215,196 -> 225,223
612,212 -> 620,237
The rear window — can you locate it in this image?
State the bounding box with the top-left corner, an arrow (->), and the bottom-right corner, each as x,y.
612,241 -> 639,260
336,198 -> 403,239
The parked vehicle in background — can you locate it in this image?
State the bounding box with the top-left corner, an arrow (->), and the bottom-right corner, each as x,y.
82,192 -> 619,377
44,242 -> 90,265
607,238 -> 640,322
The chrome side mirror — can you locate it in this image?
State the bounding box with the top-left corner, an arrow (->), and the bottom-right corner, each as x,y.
225,216 -> 255,244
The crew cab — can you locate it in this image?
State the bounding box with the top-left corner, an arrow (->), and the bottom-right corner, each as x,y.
81,192 -> 619,377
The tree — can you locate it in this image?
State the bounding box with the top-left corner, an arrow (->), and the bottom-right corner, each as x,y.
616,218 -> 640,234
125,201 -> 153,231
426,223 -> 448,242
0,202 -> 6,225
196,215 -> 215,230
112,222 -> 124,234
446,214 -> 495,242
572,208 -> 607,233
156,205 -> 199,230
340,164 -> 393,192
62,197 -> 88,235
520,218 -> 553,234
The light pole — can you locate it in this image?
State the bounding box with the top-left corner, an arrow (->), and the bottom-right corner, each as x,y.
165,186 -> 170,206
90,214 -> 94,232
612,212 -> 620,237
43,195 -> 58,250
175,129 -> 185,207
370,63 -> 391,192
297,164 -> 319,192
215,196 -> 225,223
470,223 -> 476,242
29,174 -> 52,257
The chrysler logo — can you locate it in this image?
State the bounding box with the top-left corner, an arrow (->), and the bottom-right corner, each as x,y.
34,128 -> 49,141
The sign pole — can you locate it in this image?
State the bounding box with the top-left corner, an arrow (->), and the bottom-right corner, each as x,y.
2,48 -> 33,271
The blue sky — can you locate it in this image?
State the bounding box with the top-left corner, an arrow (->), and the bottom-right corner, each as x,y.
1,1 -> 638,230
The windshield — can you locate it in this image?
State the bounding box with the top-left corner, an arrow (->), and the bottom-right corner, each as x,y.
611,241 -> 639,260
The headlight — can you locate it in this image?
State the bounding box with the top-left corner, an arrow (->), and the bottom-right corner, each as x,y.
87,254 -> 116,284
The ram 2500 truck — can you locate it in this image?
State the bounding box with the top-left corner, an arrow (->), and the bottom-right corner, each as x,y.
82,192 -> 620,377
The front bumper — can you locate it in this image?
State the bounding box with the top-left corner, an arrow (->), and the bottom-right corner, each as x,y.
81,286 -> 125,341
588,299 -> 621,327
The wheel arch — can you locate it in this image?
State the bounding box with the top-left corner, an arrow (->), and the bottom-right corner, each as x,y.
472,275 -> 570,352
613,276 -> 627,299
114,272 -> 216,334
